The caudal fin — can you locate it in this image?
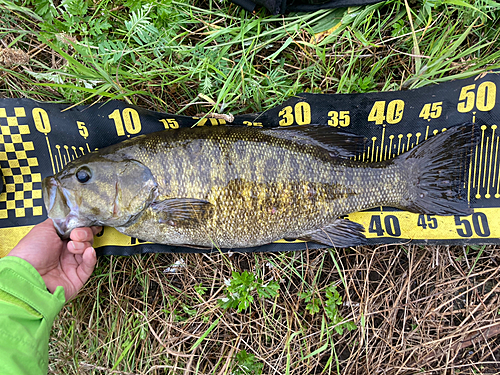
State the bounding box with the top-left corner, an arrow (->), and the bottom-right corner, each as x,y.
397,124 -> 475,216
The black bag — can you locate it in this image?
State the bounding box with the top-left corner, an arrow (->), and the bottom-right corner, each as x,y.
231,0 -> 384,14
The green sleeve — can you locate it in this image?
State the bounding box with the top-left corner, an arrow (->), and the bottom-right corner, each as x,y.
0,256 -> 65,375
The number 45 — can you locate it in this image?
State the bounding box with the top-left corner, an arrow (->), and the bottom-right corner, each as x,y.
419,102 -> 442,121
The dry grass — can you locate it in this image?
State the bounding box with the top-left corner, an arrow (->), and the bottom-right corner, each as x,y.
48,244 -> 500,374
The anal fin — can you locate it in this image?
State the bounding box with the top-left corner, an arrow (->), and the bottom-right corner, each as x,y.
298,218 -> 366,248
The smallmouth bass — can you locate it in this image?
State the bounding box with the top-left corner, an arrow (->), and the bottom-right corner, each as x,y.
43,125 -> 473,248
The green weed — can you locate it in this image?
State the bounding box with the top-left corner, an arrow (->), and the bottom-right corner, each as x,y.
231,350 -> 264,375
301,284 -> 357,335
219,270 -> 280,312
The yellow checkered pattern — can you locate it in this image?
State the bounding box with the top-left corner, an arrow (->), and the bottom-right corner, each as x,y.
0,107 -> 43,219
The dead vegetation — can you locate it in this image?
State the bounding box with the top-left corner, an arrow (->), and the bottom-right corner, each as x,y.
48,244 -> 500,374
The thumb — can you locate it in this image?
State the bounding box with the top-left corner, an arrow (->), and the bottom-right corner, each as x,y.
76,246 -> 97,286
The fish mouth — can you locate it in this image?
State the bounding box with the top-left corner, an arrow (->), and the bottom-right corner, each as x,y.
42,176 -> 79,238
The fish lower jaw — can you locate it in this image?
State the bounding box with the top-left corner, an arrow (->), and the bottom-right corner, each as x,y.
50,214 -> 91,239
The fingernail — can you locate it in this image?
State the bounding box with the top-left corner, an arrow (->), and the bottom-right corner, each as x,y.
76,230 -> 86,242
70,241 -> 85,251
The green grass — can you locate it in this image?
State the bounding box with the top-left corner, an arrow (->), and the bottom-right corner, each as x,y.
2,0 -> 499,110
2,0 -> 500,373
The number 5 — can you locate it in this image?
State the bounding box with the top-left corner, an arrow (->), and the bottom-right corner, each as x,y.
457,84 -> 475,113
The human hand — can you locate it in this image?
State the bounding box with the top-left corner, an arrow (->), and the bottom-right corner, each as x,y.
9,219 -> 101,301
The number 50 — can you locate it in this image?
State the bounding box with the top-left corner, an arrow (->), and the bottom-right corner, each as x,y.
457,82 -> 496,113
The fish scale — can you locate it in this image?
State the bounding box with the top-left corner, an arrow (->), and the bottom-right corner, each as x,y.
43,125 -> 473,248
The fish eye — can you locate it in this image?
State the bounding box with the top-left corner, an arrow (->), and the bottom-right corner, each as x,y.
75,166 -> 92,183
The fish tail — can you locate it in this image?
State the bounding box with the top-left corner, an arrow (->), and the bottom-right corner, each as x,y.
396,124 -> 476,216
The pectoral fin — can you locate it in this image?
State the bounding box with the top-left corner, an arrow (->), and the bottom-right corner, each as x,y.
298,218 -> 366,248
151,198 -> 214,227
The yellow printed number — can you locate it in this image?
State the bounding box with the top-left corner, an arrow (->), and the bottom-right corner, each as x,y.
32,108 -> 51,134
367,100 -> 405,125
160,119 -> 179,129
328,110 -> 350,127
192,117 -> 226,126
279,102 -> 311,126
457,82 -> 496,113
243,121 -> 263,127
109,108 -> 142,136
77,121 -> 89,139
278,106 -> 294,126
419,102 -> 442,121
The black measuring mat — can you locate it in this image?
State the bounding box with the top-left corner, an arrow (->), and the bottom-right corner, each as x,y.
0,72 -> 498,256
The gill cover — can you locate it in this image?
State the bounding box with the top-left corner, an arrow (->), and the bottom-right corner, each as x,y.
43,158 -> 157,237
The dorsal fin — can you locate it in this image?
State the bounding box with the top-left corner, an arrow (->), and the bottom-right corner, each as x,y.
261,125 -> 366,158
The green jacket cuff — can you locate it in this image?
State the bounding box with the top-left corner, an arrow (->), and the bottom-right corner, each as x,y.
0,256 -> 65,322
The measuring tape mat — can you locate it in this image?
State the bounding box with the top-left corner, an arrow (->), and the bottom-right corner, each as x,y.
0,71 -> 499,257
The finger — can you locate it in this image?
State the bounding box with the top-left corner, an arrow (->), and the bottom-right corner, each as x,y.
70,227 -> 95,242
76,247 -> 97,284
68,240 -> 94,254
41,218 -> 56,228
91,226 -> 103,236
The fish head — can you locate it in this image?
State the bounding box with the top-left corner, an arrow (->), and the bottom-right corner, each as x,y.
43,155 -> 157,238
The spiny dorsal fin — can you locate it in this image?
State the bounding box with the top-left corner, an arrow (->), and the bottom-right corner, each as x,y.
261,125 -> 366,158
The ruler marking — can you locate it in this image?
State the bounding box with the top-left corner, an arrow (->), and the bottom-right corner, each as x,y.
45,136 -> 56,175
379,126 -> 385,161
64,145 -> 71,162
56,145 -> 63,171
371,137 -> 376,162
483,136 -> 489,188
473,144 -> 479,188
406,133 -> 412,153
493,135 -> 499,192
468,151 -> 473,202
388,135 -> 394,159
486,125 -> 497,198
476,125 -> 486,199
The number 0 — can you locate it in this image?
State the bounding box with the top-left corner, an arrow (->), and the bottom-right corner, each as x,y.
476,82 -> 496,112
294,102 -> 311,125
122,108 -> 141,134
32,108 -> 51,134
386,100 -> 404,124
